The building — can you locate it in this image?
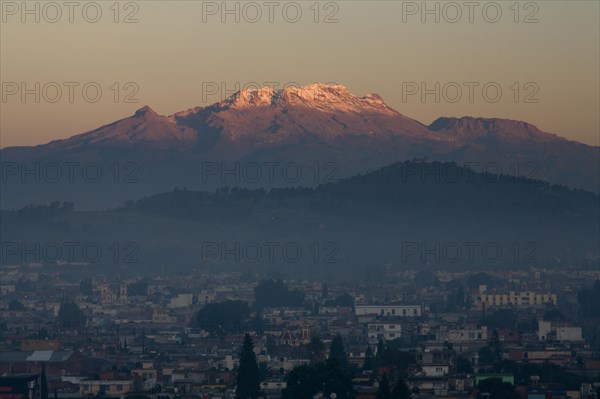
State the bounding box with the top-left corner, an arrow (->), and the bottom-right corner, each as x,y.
168,294 -> 194,308
19,340 -> 61,351
538,320 -> 583,342
99,284 -> 117,304
355,305 -> 422,317
421,364 -> 451,377
152,309 -> 177,324
260,380 -> 287,399
119,283 -> 128,304
437,326 -> 488,343
0,351 -> 82,378
79,380 -> 133,397
408,375 -> 449,394
367,323 -> 402,344
479,291 -> 557,307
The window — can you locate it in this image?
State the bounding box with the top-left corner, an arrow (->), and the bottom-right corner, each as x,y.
116,385 -> 123,392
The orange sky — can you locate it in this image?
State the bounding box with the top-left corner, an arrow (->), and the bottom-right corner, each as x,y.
1,0 -> 599,147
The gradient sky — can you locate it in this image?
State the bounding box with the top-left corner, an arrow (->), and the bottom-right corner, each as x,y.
1,0 -> 599,147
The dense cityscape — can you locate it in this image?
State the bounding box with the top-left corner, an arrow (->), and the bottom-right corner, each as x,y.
1,264 -> 599,399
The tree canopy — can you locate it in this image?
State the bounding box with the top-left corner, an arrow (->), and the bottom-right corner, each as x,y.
58,302 -> 86,329
477,378 -> 519,399
254,279 -> 305,309
195,300 -> 250,337
282,359 -> 354,399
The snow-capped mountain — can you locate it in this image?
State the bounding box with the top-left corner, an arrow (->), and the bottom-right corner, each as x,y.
2,83 -> 598,209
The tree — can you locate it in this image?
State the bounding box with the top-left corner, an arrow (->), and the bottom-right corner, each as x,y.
282,359 -> 354,399
258,361 -> 273,381
322,282 -> 329,299
577,280 -> 600,318
363,345 -> 374,370
392,377 -> 410,399
57,302 -> 86,329
15,279 -> 33,292
79,278 -> 93,295
446,285 -> 466,311
477,378 -> 519,399
376,338 -> 386,360
330,334 -> 347,366
479,347 -> 498,365
376,348 -> 415,378
468,273 -> 497,290
127,280 -> 149,296
457,356 -> 474,374
307,336 -> 326,364
254,279 -> 305,310
414,271 -> 438,288
40,364 -> 48,399
376,374 -> 392,399
484,309 -> 517,329
329,293 -> 354,307
8,299 -> 25,311
195,300 -> 250,338
543,309 -> 566,322
236,334 -> 260,399
253,311 -> 264,336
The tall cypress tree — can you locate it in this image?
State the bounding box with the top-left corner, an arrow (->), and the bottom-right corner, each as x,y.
363,345 -> 374,370
392,377 -> 411,399
40,364 -> 48,399
376,338 -> 386,361
376,374 -> 392,399
236,333 -> 260,399
330,334 -> 347,366
307,336 -> 326,364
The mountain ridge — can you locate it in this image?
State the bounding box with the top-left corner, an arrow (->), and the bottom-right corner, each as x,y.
2,83 -> 598,209
6,83 -> 582,150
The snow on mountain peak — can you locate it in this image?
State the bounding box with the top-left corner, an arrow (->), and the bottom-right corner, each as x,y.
227,86 -> 277,107
220,83 -> 395,114
278,83 -> 352,104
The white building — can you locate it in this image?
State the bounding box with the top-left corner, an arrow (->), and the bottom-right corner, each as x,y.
152,309 -> 177,324
169,294 -> 194,308
355,305 -> 422,317
538,320 -> 582,342
368,323 -> 402,344
421,364 -> 451,377
437,326 -> 488,343
479,291 -> 557,307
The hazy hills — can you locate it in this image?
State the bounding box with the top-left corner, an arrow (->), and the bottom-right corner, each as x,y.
2,161 -> 597,277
